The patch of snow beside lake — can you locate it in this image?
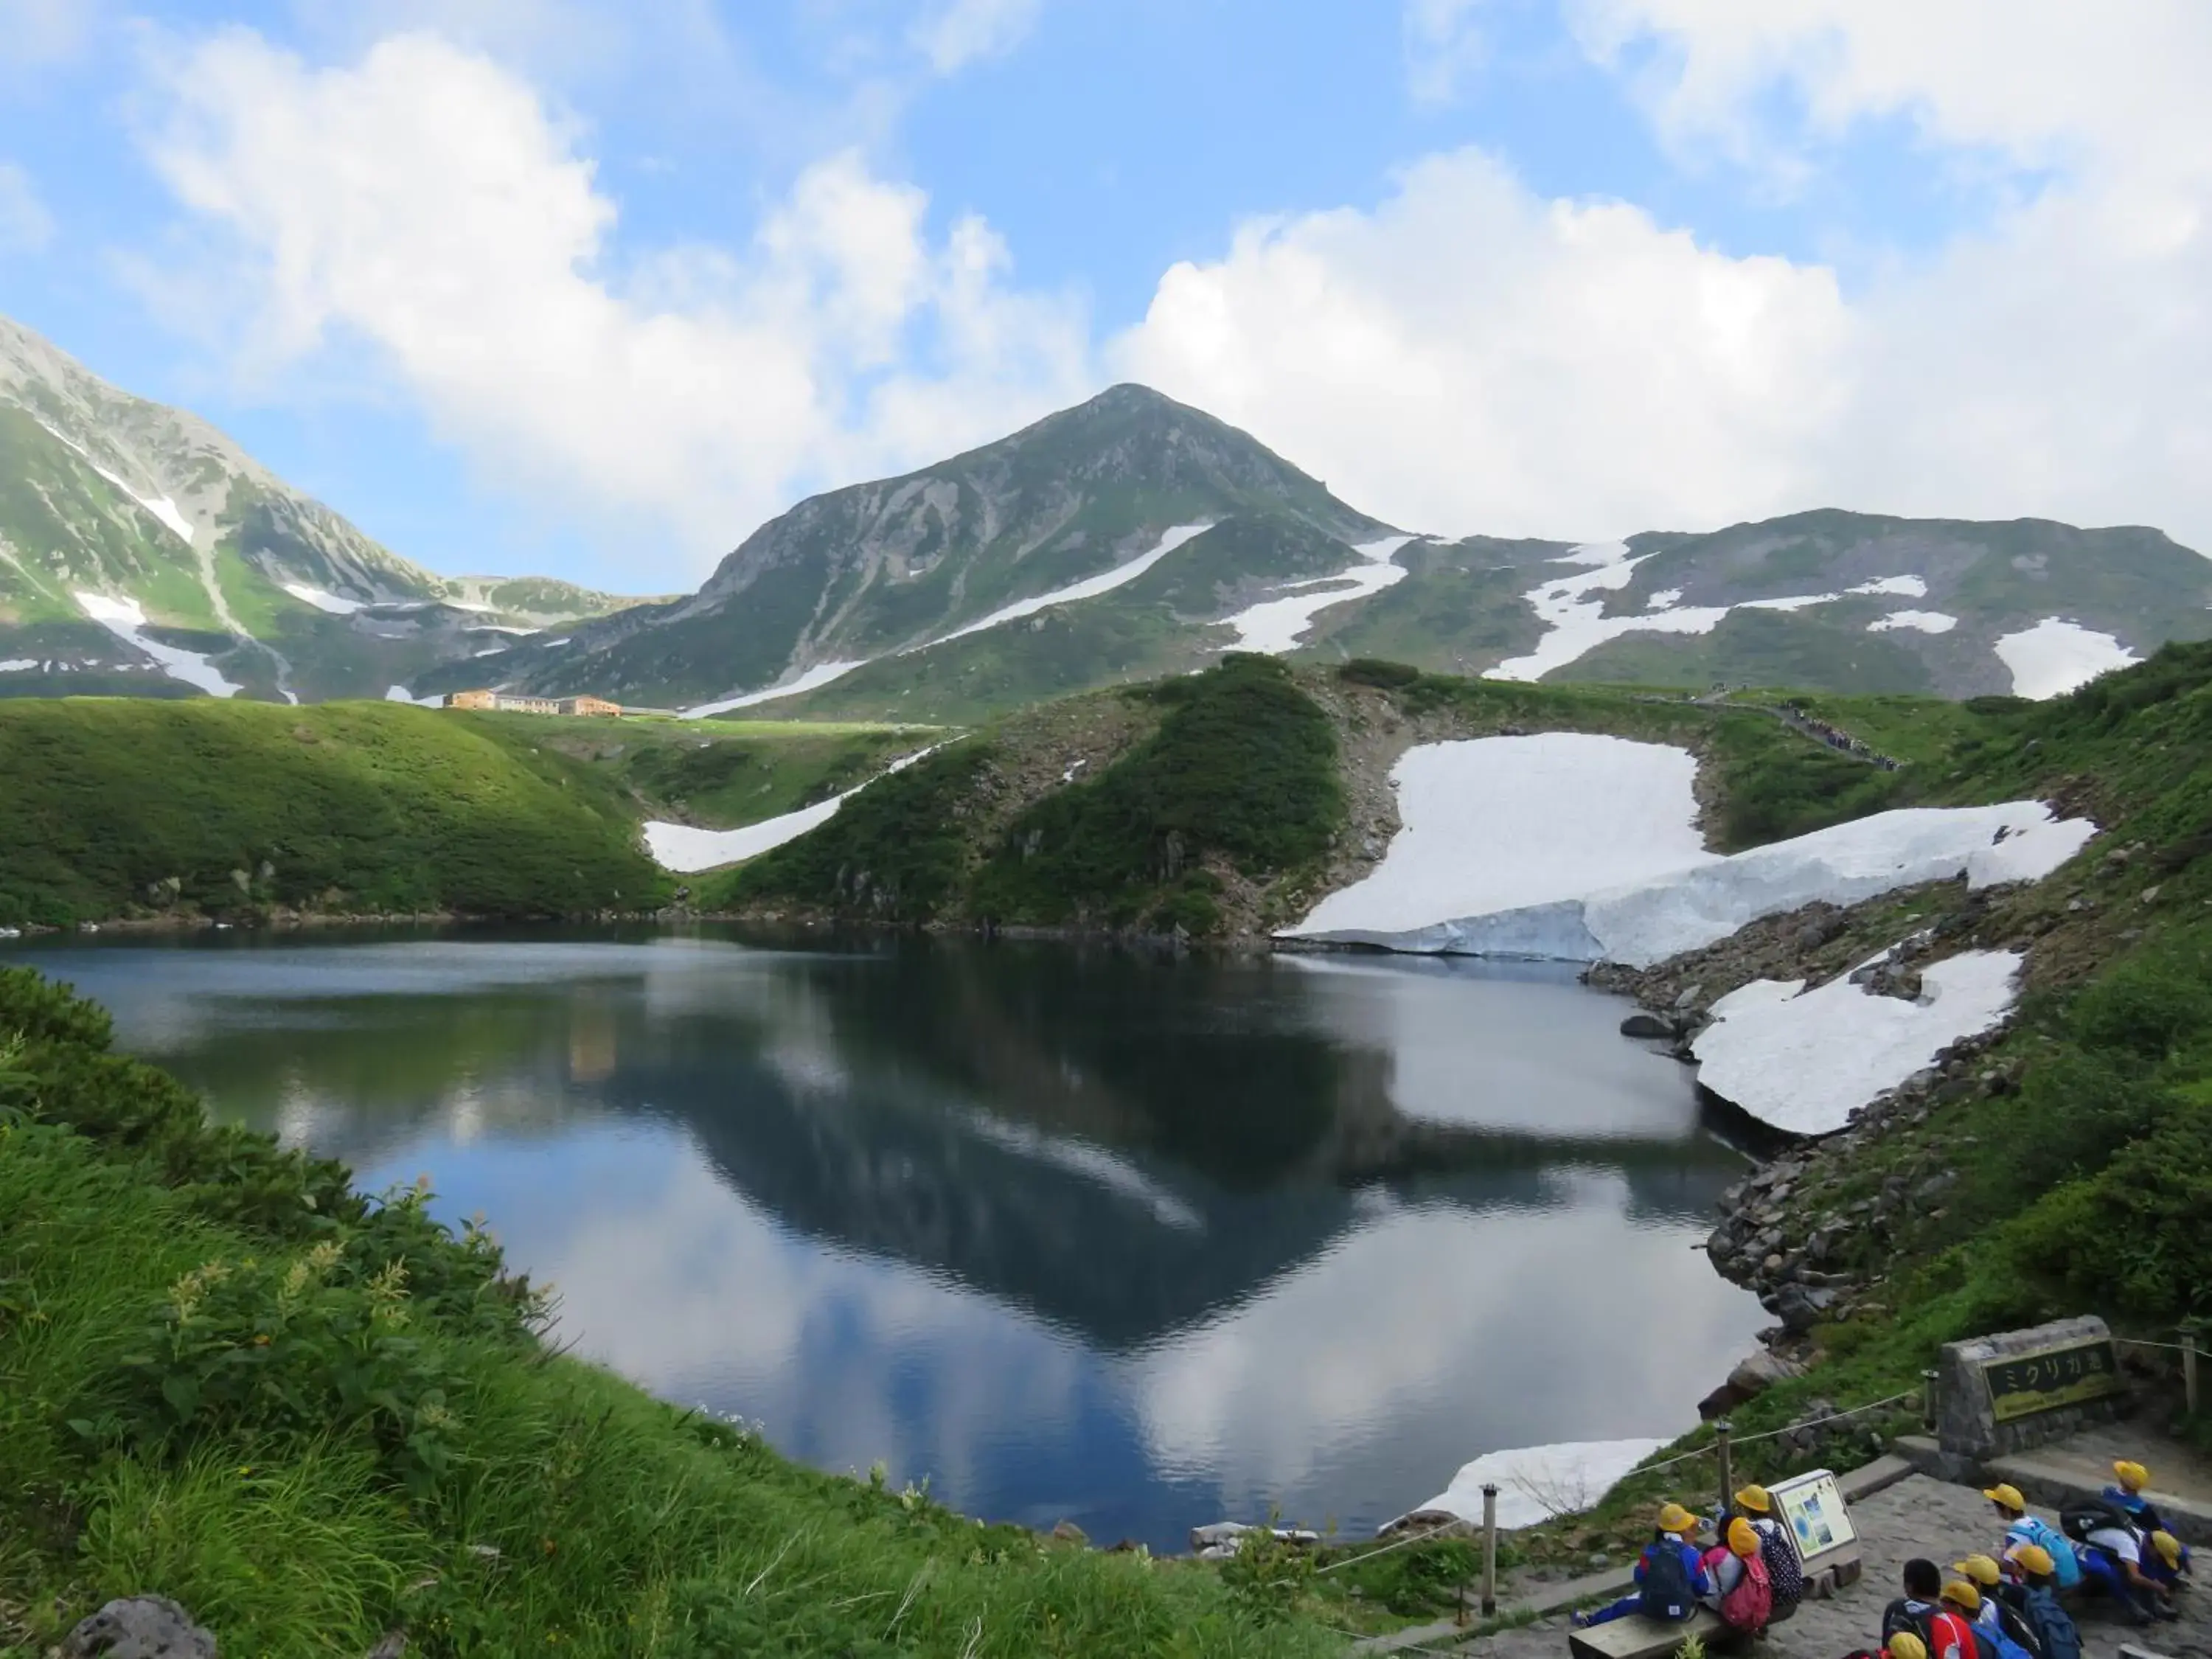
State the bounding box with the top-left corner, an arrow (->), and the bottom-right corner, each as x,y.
1397,1438 -> 1669,1532
1219,535 -> 1420,653
72,591 -> 240,697
1692,950 -> 2024,1136
1994,619 -> 2139,699
644,744 -> 945,872
1294,736 -> 1713,937
1289,735 -> 2096,966
1869,611 -> 1958,634
282,582 -> 364,615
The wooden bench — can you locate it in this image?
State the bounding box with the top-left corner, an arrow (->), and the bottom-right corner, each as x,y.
1567,1607 -> 1724,1659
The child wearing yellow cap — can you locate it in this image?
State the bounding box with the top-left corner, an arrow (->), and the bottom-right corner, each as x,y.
1984,1484 -> 2082,1591
2104,1461 -> 2193,1587
1571,1503 -> 1714,1630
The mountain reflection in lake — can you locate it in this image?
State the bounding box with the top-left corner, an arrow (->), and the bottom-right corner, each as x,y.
26,930 -> 1764,1548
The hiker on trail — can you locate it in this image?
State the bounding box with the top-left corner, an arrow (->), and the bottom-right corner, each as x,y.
1700,1517 -> 1774,1636
1883,1558 -> 1980,1659
1986,1485 -> 2081,1591
2007,1545 -> 2083,1659
1571,1503 -> 1712,1629
1951,1557 -> 2043,1659
2068,1503 -> 2177,1624
2106,1461 -> 2193,1585
1728,1484 -> 1806,1614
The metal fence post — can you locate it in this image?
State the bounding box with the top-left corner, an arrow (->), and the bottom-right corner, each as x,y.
1922,1368 -> 1941,1432
1481,1483 -> 1500,1616
2184,1321 -> 2202,1417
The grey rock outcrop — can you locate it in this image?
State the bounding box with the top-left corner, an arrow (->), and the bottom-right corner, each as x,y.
60,1596 -> 217,1659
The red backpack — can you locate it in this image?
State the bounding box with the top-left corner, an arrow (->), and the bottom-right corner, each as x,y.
1720,1547 -> 1773,1633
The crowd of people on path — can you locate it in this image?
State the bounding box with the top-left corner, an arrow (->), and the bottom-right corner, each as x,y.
1568,1461 -> 2191,1653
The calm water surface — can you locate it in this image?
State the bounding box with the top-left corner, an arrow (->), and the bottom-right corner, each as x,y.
23,929 -> 1763,1548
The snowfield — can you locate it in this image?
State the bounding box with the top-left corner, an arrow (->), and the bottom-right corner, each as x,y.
1995,619 -> 2140,699
1392,1439 -> 1669,1533
1288,735 -> 2096,967
686,660 -> 869,719
282,582 -> 364,616
1869,611 -> 1959,634
644,745 -> 945,873
1220,534 -> 1420,653
383,686 -> 438,706
1691,950 -> 2025,1136
1295,736 -> 1711,936
73,591 -> 240,698
0,659 -> 34,672
1482,543 -> 1966,681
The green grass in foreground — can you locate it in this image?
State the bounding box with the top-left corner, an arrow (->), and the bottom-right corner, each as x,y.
0,967 -> 1340,1656
0,698 -> 670,927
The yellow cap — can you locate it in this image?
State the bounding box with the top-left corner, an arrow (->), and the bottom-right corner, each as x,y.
2152,1531 -> 2183,1569
2010,1543 -> 2057,1578
1943,1580 -> 1983,1613
1983,1483 -> 2027,1514
2115,1460 -> 2150,1492
1657,1502 -> 1697,1535
1735,1484 -> 1773,1514
1952,1554 -> 2002,1587
1889,1634 -> 1929,1659
1728,1517 -> 1761,1557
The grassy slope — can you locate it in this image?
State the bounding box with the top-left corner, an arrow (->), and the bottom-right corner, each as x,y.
454,710 -> 933,830
716,656 -> 1345,931
0,700 -> 669,926
0,969 -> 1337,1658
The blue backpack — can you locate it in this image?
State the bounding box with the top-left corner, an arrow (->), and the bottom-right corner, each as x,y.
1639,1539 -> 1697,1621
2020,1587 -> 2081,1659
2011,1517 -> 2082,1589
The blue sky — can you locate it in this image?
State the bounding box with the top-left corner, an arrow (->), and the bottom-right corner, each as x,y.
2,1 -> 2207,588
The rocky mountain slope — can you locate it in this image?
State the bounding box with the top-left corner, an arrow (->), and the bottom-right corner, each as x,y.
448,392 -> 2212,719
445,384 -> 1395,709
0,314 -> 650,703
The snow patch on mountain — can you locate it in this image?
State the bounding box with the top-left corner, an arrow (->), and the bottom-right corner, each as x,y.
644,744 -> 946,872
1869,611 -> 1958,634
0,659 -> 35,672
684,524 -> 1215,714
72,591 -> 240,698
282,582 -> 364,616
686,659 -> 869,718
1692,950 -> 2025,1136
1995,619 -> 2140,699
384,686 -> 438,706
1485,545 -> 1952,681
1287,735 -> 2096,966
1220,534 -> 1421,653
932,523 -> 1214,646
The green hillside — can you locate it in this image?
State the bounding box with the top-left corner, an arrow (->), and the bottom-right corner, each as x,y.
0,700 -> 670,927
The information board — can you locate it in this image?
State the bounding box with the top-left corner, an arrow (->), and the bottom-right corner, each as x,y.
1981,1338 -> 2123,1423
1767,1469 -> 1855,1570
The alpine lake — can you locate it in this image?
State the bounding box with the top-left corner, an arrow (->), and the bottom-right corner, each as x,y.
21,927 -> 1766,1551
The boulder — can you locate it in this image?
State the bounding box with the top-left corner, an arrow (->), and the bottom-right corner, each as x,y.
1727,1349 -> 1808,1399
1773,1283 -> 1837,1334
61,1597 -> 217,1659
1619,1012 -> 1677,1039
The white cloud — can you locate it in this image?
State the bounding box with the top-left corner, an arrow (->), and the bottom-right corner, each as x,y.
138,28 -> 1089,574
1402,0 -> 1489,105
909,0 -> 1042,74
0,161 -> 52,251
1116,147 -> 1854,541
1119,4 -> 2212,554
0,0 -> 93,69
